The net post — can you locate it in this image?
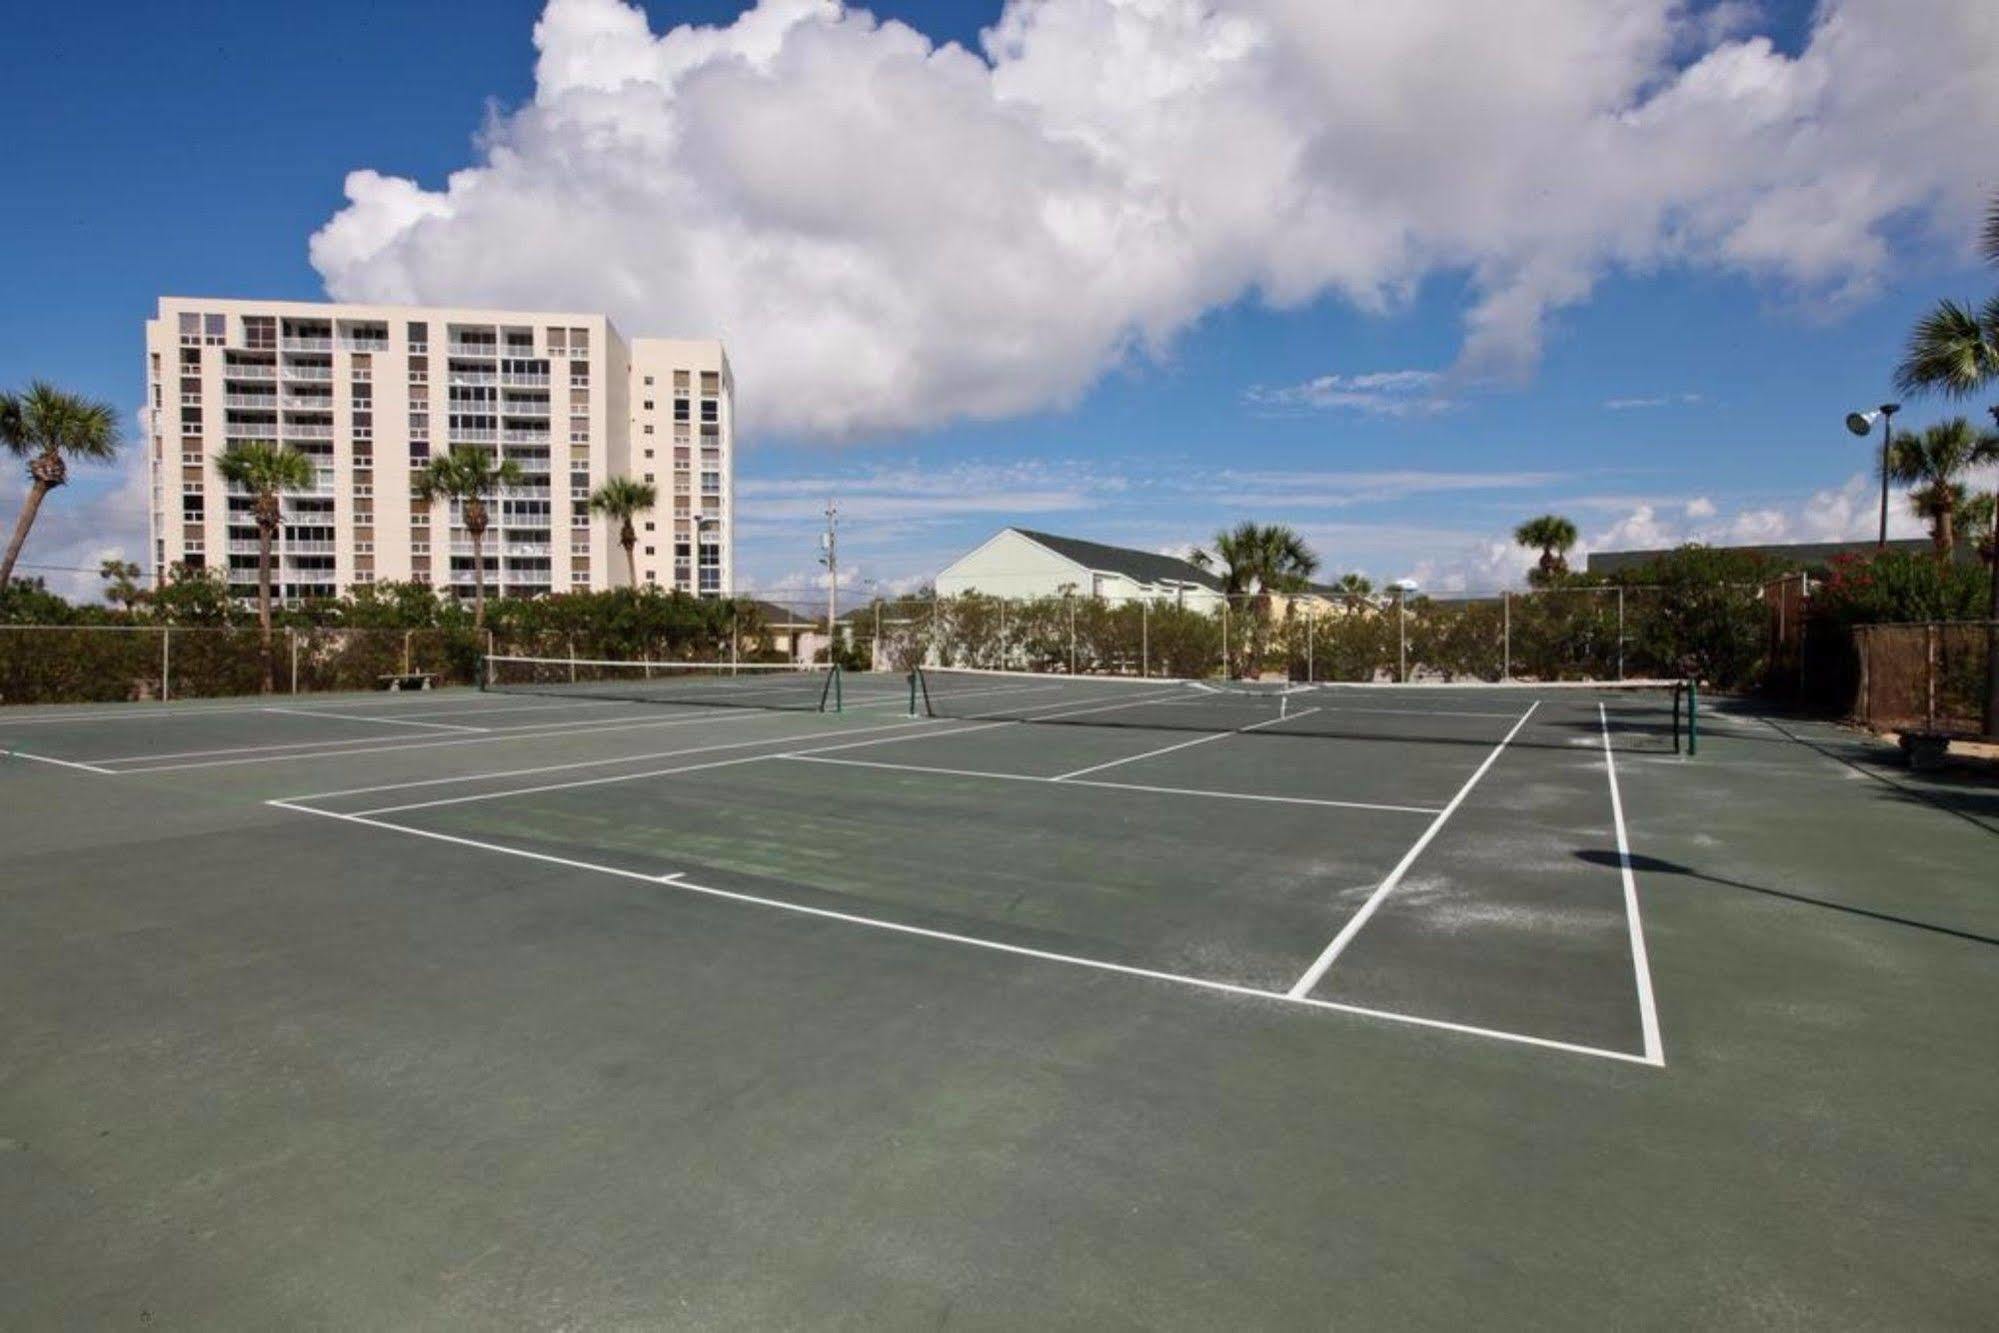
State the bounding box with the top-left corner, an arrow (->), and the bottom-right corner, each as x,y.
1141,600 -> 1149,678
1687,678 -> 1698,756
1501,592 -> 1511,682
161,628 -> 171,703
290,629 -> 300,694
1616,587 -> 1625,681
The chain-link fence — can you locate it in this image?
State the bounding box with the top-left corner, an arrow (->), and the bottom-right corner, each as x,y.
833,583 -> 1777,687
1852,621 -> 1997,738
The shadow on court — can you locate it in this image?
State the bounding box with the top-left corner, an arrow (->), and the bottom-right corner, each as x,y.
1573,849 -> 1999,949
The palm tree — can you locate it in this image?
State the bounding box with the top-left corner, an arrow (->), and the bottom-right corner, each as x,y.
1190,521 -> 1319,676
1895,194 -> 1999,400
1887,418 -> 1998,557
1331,571 -> 1374,609
1514,514 -> 1579,584
1896,191 -> 1999,736
588,476 -> 658,589
98,558 -> 147,615
414,447 -> 525,630
0,381 -> 122,589
216,441 -> 314,692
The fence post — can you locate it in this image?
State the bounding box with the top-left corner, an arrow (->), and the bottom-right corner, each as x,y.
289,629 -> 300,694
999,599 -> 1007,669
1067,599 -> 1076,674
1397,591 -> 1407,683
402,628 -> 413,678
567,634 -> 578,682
161,628 -> 171,702
1926,622 -> 1938,729
1140,601 -> 1149,678
1306,612 -> 1315,683
1221,600 -> 1230,679
1502,592 -> 1511,682
730,610 -> 739,671
873,602 -> 882,672
1611,585 -> 1625,677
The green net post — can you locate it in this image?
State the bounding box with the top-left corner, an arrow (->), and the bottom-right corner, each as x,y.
1687,678 -> 1698,756
833,663 -> 843,713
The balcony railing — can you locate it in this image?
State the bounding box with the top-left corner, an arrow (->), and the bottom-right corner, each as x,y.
281,337 -> 333,351
447,342 -> 497,357
448,370 -> 497,387
285,540 -> 337,555
224,394 -> 277,409
338,337 -> 389,352
449,428 -> 498,444
500,485 -> 552,500
502,401 -> 551,417
501,429 -> 549,445
223,364 -> 277,380
504,542 -> 552,558
224,423 -> 277,440
283,363 -> 333,381
283,423 -> 334,440
501,372 -> 550,387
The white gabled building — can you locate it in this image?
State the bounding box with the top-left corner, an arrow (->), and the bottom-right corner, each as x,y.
935,528 -> 1224,609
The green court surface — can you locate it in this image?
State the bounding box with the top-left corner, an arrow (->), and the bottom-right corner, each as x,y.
2,677 -> 1994,1326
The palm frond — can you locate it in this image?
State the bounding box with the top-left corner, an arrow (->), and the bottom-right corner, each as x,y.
1893,299 -> 1999,399
1983,189 -> 1999,269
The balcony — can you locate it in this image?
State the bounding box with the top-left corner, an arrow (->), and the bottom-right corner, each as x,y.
500,429 -> 549,445
500,371 -> 550,388
447,342 -> 497,358
224,394 -> 277,409
283,363 -> 333,381
285,540 -> 337,555
502,400 -> 551,417
224,422 -> 278,440
283,423 -> 334,440
448,428 -> 498,444
281,336 -> 333,352
224,363 -> 277,380
338,337 -> 389,352
500,485 -> 552,500
448,370 -> 497,387
504,542 -> 552,558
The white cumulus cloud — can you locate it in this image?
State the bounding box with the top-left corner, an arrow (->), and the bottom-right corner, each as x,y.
310,0 -> 1999,440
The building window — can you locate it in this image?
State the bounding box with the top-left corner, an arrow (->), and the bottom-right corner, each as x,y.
673,398 -> 689,422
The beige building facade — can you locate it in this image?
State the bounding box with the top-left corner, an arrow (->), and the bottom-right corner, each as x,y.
143,297 -> 732,602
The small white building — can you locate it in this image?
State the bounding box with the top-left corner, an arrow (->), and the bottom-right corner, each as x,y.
936,528 -> 1224,609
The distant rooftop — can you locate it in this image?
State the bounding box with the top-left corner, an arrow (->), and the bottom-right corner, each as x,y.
1011,528 -> 1224,592
1584,538 -> 1954,576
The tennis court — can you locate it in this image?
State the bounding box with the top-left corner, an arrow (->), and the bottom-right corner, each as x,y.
4,664 -> 1995,1325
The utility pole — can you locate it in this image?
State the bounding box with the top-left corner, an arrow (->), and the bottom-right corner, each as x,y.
1984,405 -> 1999,736
819,499 -> 839,661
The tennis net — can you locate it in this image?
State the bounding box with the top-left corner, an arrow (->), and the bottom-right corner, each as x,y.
912,667 -> 1694,753
483,655 -> 841,712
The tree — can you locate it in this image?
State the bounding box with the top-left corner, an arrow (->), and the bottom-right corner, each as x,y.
98,558 -> 146,615
216,441 -> 314,692
588,476 -> 657,589
1190,521 -> 1319,675
1887,418 -> 1999,557
414,447 -> 526,631
1894,191 -> 1999,735
1895,193 -> 1999,400
1330,572 -> 1374,608
0,381 -> 122,589
1513,514 -> 1579,585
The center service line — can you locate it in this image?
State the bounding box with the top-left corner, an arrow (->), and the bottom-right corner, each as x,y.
1285,702 -> 1540,1000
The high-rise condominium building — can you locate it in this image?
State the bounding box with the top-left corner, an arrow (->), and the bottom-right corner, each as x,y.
142,298 -> 734,602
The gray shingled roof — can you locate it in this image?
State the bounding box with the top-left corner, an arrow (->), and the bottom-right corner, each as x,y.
1012,528 -> 1225,591
1585,538 -> 1965,575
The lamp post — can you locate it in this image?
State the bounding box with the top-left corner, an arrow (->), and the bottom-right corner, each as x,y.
1985,405 -> 1999,736
1391,578 -> 1419,682
1845,403 -> 1900,548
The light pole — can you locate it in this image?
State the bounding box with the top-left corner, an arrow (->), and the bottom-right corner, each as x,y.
818,500 -> 838,661
1845,403 -> 1900,548
1984,405 -> 1999,736
1391,578 -> 1418,682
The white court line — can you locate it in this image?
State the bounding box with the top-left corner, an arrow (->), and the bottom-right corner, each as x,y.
80,710 -> 681,765
782,753 -> 1440,816
98,705 -> 776,774
350,716 -> 955,816
1602,703 -> 1666,1066
263,705 -> 489,734
3,748 -> 118,775
264,798 -> 1655,1067
1285,703 -> 1541,1000
0,690 -> 522,726
1050,707 -> 1320,781
342,688 -> 1223,818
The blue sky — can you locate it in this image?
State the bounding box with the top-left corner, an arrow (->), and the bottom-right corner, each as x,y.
7,0 -> 1997,607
